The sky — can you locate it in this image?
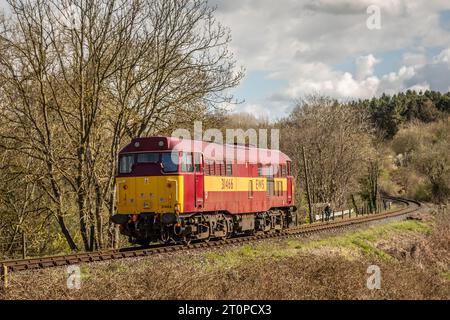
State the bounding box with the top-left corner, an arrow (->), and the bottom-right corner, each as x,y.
1,0 -> 450,120
209,0 -> 450,119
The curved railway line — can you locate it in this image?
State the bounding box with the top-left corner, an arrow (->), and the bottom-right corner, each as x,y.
1,197 -> 422,279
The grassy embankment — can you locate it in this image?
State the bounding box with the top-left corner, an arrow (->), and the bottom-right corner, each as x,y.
1,210 -> 448,300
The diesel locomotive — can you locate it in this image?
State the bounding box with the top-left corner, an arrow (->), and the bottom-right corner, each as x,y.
111,137 -> 296,245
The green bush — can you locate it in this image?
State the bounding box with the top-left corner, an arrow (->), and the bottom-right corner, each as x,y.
413,183 -> 432,202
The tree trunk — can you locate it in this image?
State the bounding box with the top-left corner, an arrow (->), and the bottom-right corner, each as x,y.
56,214 -> 78,251
77,151 -> 91,251
94,183 -> 104,249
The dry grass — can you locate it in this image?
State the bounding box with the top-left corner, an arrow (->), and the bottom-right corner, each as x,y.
1,210 -> 449,300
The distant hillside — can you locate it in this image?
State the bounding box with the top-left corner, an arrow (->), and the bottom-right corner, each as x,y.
350,90 -> 450,139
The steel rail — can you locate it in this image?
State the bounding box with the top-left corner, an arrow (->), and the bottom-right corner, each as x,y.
1,197 -> 421,274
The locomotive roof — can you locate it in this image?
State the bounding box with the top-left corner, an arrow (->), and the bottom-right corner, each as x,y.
120,137 -> 292,164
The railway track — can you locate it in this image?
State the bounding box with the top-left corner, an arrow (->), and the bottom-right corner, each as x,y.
1,197 -> 421,277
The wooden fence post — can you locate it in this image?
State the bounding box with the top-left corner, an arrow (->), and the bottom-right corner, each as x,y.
1,264 -> 8,290
302,146 -> 314,224
22,233 -> 26,260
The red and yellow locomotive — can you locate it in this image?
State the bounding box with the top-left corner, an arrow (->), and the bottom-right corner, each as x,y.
111,137 -> 296,245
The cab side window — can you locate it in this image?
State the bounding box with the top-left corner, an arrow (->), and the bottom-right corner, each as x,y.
194,153 -> 202,172
281,164 -> 287,177
181,152 -> 194,172
265,165 -> 274,178
226,161 -> 233,176
205,159 -> 213,175
215,160 -> 225,176
119,154 -> 134,174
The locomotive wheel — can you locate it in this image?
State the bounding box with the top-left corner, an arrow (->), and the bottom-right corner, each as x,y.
276,214 -> 284,233
276,223 -> 284,233
182,237 -> 192,246
264,218 -> 272,233
204,233 -> 211,243
203,220 -> 212,242
161,229 -> 171,244
214,218 -> 229,240
222,219 -> 230,239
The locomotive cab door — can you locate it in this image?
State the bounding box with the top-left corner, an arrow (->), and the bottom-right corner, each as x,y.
287,177 -> 293,204
194,153 -> 204,209
287,161 -> 293,204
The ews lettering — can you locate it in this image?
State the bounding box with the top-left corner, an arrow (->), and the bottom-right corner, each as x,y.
255,180 -> 265,191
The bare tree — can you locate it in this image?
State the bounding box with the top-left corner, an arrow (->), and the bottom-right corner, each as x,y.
0,0 -> 243,252
280,95 -> 375,211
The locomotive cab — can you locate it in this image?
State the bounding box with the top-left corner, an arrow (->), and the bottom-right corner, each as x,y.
115,152 -> 183,216
111,137 -> 203,245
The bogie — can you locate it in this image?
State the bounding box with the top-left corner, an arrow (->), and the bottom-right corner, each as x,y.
124,209 -> 294,246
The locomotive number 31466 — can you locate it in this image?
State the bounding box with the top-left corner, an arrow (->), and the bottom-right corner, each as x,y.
221,178 -> 234,190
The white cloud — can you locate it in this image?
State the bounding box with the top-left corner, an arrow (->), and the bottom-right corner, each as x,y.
434,48 -> 450,64
243,46 -> 450,108
232,103 -> 271,118
241,103 -> 268,115
355,54 -> 380,80
280,61 -> 380,100
402,52 -> 428,66
213,0 -> 450,116
405,49 -> 450,92
377,66 -> 417,95
407,83 -> 431,92
215,0 -> 450,69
